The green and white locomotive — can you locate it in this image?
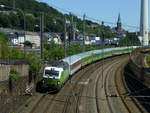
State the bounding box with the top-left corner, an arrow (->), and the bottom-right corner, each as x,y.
42,61 -> 70,90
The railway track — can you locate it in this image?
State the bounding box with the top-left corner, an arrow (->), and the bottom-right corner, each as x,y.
16,54 -> 145,113
56,56 -> 116,113
96,55 -> 144,113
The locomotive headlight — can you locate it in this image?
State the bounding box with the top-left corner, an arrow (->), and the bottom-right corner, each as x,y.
57,81 -> 60,85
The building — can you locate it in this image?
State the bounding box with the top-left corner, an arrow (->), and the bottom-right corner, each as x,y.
26,32 -> 40,47
117,13 -> 122,33
111,13 -> 126,39
90,24 -> 99,29
88,34 -> 102,45
0,28 -> 41,48
43,32 -> 62,44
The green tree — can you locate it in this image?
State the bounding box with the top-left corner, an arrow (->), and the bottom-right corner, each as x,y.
24,40 -> 33,48
0,32 -> 24,59
9,67 -> 19,81
119,32 -> 141,46
26,15 -> 35,31
27,53 -> 40,79
44,49 -> 50,61
9,47 -> 20,59
0,0 -> 114,34
0,13 -> 11,27
52,45 -> 64,60
0,32 -> 9,58
9,11 -> 20,28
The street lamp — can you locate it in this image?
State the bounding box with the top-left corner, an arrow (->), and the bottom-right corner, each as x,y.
0,5 -> 26,58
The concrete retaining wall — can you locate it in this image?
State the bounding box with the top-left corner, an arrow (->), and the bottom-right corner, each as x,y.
128,48 -> 150,87
0,65 -> 29,81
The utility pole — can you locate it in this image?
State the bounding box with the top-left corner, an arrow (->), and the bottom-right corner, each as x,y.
83,14 -> 86,52
70,13 -> 74,41
40,12 -> 44,60
101,21 -> 104,88
13,0 -> 15,9
64,15 -> 67,58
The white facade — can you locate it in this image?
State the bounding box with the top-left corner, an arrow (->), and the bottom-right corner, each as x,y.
11,36 -> 25,46
18,36 -> 25,45
11,33 -> 40,47
95,37 -> 100,41
26,35 -> 40,47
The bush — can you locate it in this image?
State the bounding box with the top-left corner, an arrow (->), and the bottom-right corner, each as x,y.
0,32 -> 9,58
26,53 -> 40,76
9,68 -> 19,81
146,54 -> 150,67
24,41 -> 33,48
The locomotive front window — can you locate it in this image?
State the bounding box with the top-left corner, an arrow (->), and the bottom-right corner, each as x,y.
45,70 -> 59,77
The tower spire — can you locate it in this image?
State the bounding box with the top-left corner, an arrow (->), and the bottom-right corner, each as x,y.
117,13 -> 122,33
118,13 -> 121,23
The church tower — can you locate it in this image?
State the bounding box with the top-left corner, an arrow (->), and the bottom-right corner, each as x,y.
117,13 -> 122,33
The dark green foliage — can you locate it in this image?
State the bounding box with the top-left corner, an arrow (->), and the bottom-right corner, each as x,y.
44,40 -> 64,61
85,45 -> 95,51
0,0 -> 63,32
26,15 -> 35,31
0,0 -> 114,35
24,40 -> 33,48
0,32 -> 24,58
0,32 -> 9,58
44,40 -> 115,61
9,47 -> 24,59
26,53 -> 40,77
0,13 -> 11,27
119,32 -> 141,46
67,43 -> 82,56
9,11 -> 20,28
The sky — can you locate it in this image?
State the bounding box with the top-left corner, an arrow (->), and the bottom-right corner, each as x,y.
37,0 -> 150,31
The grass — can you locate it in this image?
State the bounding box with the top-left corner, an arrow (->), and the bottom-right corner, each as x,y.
146,54 -> 150,67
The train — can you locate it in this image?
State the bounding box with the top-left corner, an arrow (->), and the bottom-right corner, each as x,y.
39,46 -> 138,91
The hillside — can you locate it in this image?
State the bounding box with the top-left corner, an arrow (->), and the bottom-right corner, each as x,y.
0,0 -> 113,36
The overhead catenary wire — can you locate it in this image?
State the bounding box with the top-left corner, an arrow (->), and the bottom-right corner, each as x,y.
48,3 -> 141,30
44,2 -> 150,108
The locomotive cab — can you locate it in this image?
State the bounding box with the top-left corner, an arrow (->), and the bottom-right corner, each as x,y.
43,67 -> 63,79
42,61 -> 69,91
42,66 -> 63,90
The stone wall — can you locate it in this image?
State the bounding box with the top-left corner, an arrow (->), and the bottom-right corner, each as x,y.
0,65 -> 29,82
0,77 -> 29,113
0,64 -> 30,113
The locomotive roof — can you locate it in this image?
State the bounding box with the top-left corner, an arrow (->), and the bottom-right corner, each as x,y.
45,60 -> 69,69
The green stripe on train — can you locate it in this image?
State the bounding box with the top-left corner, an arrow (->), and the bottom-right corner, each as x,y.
81,48 -> 133,66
